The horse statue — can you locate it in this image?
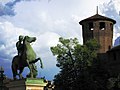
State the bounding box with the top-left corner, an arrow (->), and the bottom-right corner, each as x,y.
11,36 -> 43,80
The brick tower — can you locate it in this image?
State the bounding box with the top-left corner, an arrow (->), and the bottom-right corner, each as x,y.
79,9 -> 116,53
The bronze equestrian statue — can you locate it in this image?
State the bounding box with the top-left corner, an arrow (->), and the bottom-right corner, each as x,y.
12,35 -> 43,80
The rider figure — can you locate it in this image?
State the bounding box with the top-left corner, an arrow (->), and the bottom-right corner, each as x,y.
16,35 -> 24,57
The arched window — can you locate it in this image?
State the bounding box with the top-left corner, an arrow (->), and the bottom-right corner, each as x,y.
89,22 -> 94,30
100,22 -> 105,30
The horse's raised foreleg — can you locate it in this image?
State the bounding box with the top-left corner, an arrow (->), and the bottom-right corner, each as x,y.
29,57 -> 43,69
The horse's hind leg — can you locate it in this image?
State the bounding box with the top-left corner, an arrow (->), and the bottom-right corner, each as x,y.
19,67 -> 24,79
32,64 -> 38,78
26,60 -> 34,78
12,64 -> 18,80
26,65 -> 34,78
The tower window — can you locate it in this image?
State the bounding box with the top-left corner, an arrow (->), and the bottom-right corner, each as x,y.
100,22 -> 105,30
89,22 -> 94,30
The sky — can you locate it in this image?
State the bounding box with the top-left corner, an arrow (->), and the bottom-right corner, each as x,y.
0,0 -> 120,80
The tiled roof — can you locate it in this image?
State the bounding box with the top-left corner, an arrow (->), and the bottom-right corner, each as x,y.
79,14 -> 116,24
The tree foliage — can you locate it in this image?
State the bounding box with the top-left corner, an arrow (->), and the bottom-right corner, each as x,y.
51,37 -> 111,90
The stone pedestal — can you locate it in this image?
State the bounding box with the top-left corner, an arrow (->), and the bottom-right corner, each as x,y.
6,78 -> 47,90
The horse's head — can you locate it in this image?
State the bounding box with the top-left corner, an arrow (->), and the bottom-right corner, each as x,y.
24,36 -> 36,43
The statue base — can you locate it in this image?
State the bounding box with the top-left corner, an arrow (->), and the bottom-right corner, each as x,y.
6,78 -> 47,90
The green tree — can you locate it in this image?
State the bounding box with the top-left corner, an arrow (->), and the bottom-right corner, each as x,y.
51,37 -> 110,90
